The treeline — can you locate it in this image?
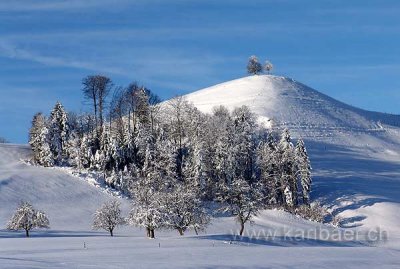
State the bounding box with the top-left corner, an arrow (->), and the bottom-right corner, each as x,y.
28,75 -> 312,237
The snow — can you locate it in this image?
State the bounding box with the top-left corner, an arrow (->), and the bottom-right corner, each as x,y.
0,143 -> 130,231
185,75 -> 400,240
1,75 -> 400,267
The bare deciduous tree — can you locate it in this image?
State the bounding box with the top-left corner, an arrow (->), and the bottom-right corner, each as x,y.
82,75 -> 113,139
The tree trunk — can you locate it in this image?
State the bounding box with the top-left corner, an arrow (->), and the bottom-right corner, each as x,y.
25,229 -> 29,237
239,221 -> 245,236
149,229 -> 155,239
110,229 -> 114,237
146,227 -> 150,238
177,228 -> 184,236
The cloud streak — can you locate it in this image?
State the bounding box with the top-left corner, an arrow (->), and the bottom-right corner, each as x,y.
0,0 -> 135,12
0,41 -> 131,76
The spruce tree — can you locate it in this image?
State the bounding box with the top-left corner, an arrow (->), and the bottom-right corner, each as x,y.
29,113 -> 53,167
49,102 -> 69,165
295,139 -> 312,205
257,134 -> 279,205
278,128 -> 296,208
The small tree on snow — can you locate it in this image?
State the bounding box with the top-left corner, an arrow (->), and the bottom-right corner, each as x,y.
163,183 -> 210,236
218,178 -> 263,236
127,179 -> 164,239
247,55 -> 262,75
264,61 -> 273,74
6,201 -> 50,237
93,200 -> 124,236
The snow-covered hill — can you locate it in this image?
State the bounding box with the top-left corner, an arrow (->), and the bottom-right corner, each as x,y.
184,75 -> 400,240
185,75 -> 400,130
184,75 -> 400,147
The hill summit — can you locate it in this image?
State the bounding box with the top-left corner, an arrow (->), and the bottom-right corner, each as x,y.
183,75 -> 400,141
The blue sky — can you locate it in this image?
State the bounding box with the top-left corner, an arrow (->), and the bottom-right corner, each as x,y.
1,0 -> 400,143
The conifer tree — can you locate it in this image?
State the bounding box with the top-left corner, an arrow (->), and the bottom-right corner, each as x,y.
257,134 -> 279,205
296,139 -> 312,205
230,106 -> 257,183
278,128 -> 297,208
29,113 -> 53,167
49,102 -> 69,165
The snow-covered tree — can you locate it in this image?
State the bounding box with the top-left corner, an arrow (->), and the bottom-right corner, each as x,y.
49,102 -> 69,165
257,134 -> 279,205
6,201 -> 50,237
218,178 -> 263,236
230,106 -> 257,183
247,55 -> 262,75
65,131 -> 82,169
264,60 -> 273,74
211,106 -> 235,186
93,200 -> 125,236
162,183 -> 210,235
295,139 -> 312,205
127,177 -> 165,239
78,136 -> 95,169
278,128 -> 297,208
37,125 -> 54,167
29,113 -> 54,167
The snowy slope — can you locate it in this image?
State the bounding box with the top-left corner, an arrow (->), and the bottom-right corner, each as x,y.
0,143 -> 130,231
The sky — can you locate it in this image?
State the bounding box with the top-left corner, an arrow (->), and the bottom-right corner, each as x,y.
1,0 -> 400,143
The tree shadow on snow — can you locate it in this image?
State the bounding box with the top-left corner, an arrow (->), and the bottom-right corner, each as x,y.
304,140 -> 400,228
194,234 -> 365,248
195,234 -> 367,247
0,229 -> 113,239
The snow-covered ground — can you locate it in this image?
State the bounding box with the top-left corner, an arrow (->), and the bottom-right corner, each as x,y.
1,75 -> 400,268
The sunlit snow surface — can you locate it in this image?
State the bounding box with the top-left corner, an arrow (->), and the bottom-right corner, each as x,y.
1,76 -> 400,268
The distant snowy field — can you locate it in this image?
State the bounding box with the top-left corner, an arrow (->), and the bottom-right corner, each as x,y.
1,76 -> 400,268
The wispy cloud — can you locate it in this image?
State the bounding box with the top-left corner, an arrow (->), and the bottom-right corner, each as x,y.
0,0 -> 135,12
0,40 -> 227,91
0,41 -> 130,76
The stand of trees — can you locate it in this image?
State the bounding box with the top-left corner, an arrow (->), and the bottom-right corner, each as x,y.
247,55 -> 273,75
28,74 -> 312,237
